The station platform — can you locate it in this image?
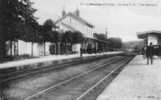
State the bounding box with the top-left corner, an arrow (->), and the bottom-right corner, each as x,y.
97,55 -> 161,100
0,51 -> 122,69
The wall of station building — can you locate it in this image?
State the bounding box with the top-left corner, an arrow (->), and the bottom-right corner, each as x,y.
57,16 -> 94,39
147,34 -> 158,45
145,34 -> 161,46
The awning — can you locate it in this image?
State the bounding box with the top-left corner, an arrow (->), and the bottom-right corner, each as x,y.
137,30 -> 161,39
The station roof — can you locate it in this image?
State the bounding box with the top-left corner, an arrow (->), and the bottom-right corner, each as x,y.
137,30 -> 161,39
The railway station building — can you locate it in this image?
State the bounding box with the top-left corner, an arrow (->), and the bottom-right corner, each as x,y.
54,9 -> 109,53
137,30 -> 161,46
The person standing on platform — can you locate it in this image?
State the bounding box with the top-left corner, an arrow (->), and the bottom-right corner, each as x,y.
141,47 -> 146,59
146,42 -> 154,65
80,47 -> 83,57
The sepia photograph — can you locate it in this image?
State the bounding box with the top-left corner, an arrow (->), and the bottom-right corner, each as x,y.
1,0 -> 161,100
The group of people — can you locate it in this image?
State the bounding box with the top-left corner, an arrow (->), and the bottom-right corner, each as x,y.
142,42 -> 154,65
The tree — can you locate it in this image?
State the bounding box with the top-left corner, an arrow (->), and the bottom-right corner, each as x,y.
48,31 -> 60,54
62,31 -> 73,43
0,0 -> 37,60
109,38 -> 122,50
72,31 -> 84,44
61,31 -> 84,54
43,19 -> 54,30
41,19 -> 55,55
21,21 -> 40,56
94,33 -> 107,41
61,31 -> 73,54
93,33 -> 109,51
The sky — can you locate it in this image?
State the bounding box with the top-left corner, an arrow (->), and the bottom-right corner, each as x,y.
31,0 -> 161,42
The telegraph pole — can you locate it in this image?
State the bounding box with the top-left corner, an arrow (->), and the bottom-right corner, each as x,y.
105,27 -> 108,39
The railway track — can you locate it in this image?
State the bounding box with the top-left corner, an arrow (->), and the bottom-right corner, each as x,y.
23,55 -> 133,100
1,54 -> 134,100
0,55 -> 117,84
76,56 -> 133,100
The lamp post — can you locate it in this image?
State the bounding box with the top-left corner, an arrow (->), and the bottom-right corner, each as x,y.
105,27 -> 108,39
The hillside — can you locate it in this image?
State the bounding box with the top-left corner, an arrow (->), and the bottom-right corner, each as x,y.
122,40 -> 144,50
